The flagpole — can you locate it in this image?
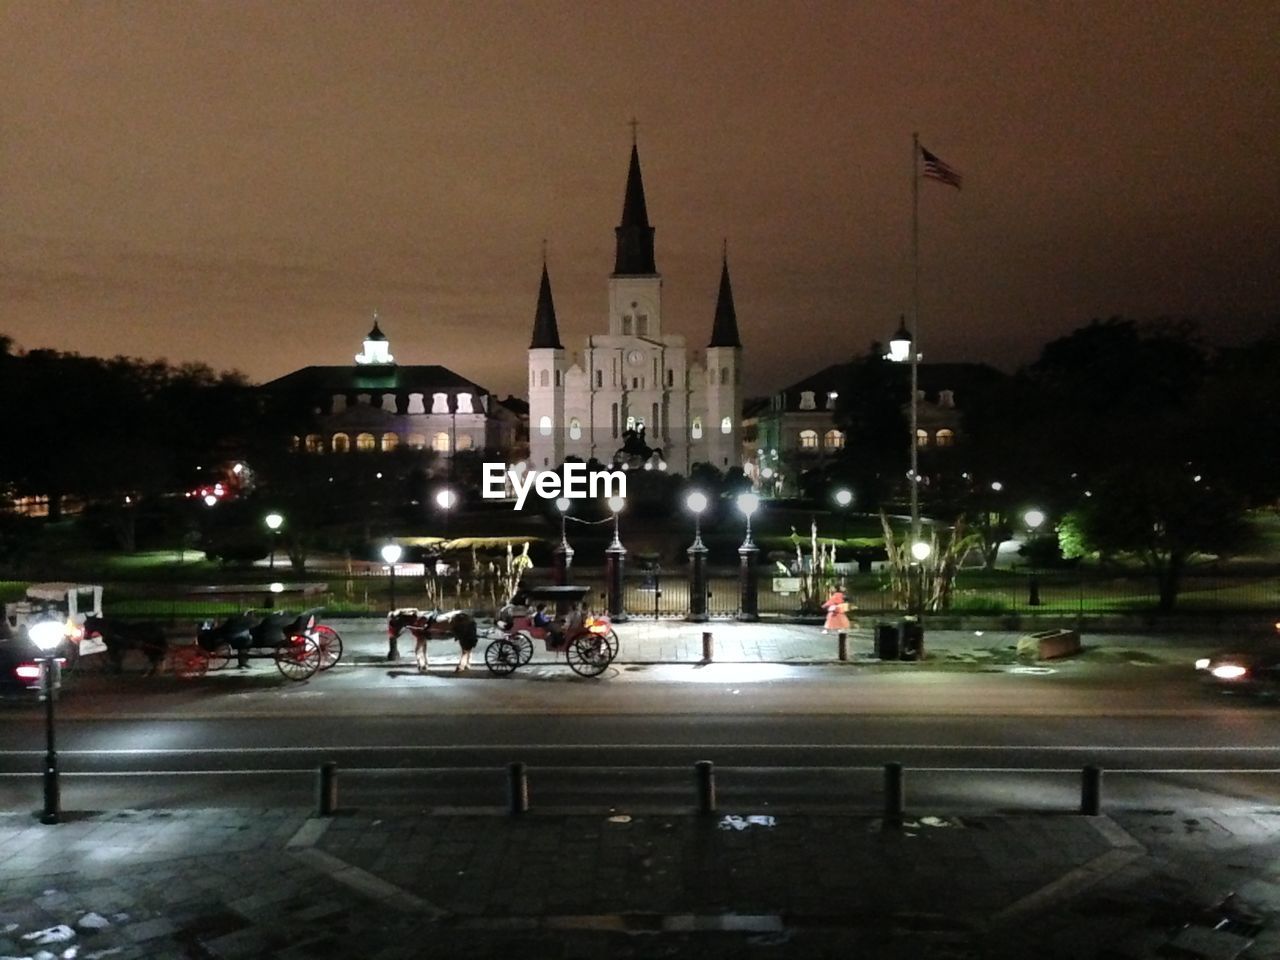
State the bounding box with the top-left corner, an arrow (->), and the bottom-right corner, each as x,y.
910,132 -> 920,548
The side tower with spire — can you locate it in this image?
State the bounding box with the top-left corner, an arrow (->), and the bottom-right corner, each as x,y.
527,262 -> 566,468
703,250 -> 743,469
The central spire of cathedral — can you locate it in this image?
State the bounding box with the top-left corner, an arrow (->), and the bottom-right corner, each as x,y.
613,141 -> 657,276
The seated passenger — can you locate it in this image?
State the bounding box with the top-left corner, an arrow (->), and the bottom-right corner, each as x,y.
532,603 -> 553,631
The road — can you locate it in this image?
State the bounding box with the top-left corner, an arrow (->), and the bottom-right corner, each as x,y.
2,657 -> 1278,813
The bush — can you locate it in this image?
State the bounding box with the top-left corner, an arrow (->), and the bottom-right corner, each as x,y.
948,595 -> 1010,614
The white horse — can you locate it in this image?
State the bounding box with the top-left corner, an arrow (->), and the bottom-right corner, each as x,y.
386,608 -> 480,673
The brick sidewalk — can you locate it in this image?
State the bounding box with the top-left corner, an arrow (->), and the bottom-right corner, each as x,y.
3,805 -> 1277,958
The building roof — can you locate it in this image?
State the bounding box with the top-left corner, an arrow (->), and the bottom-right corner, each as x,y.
612,143 -> 657,276
262,365 -> 487,395
365,320 -> 387,341
769,360 -> 1006,413
529,263 -> 563,349
708,255 -> 742,348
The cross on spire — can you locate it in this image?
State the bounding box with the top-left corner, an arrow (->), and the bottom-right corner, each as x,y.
628,117 -> 639,145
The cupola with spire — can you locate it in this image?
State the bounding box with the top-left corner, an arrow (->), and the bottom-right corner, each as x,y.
355,312 -> 395,365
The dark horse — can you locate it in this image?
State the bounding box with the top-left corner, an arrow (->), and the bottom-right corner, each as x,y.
386,608 -> 478,673
81,615 -> 168,675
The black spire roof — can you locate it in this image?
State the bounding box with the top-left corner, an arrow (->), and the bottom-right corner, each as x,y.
612,143 -> 657,276
529,263 -> 563,349
708,253 -> 742,348
366,318 -> 387,341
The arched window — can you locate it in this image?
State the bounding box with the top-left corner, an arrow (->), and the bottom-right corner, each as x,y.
456,392 -> 473,414
381,432 -> 399,452
721,416 -> 733,434
935,429 -> 955,447
530,369 -> 536,387
456,434 -> 473,451
432,392 -> 449,413
332,433 -> 350,453
305,434 -> 323,454
356,432 -> 376,452
691,417 -> 703,439
569,418 -> 582,440
636,316 -> 647,337
916,429 -> 930,447
622,316 -> 632,335
799,391 -> 816,410
720,367 -> 729,385
799,429 -> 818,449
407,433 -> 426,449
432,432 -> 451,452
539,370 -> 549,388
666,369 -> 674,387
538,416 -> 552,437
554,371 -> 562,387
824,429 -> 845,450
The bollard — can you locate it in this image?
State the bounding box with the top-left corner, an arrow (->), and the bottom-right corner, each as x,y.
317,761 -> 338,817
508,761 -> 529,815
695,760 -> 716,815
702,631 -> 714,662
883,762 -> 905,826
1081,765 -> 1102,816
838,631 -> 848,662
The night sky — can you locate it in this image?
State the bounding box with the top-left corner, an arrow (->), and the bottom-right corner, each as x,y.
3,2 -> 1277,397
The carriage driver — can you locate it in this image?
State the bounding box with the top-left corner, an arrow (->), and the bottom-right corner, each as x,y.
496,590 -> 531,629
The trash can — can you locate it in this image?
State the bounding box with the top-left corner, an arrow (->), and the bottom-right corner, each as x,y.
875,622 -> 900,661
900,620 -> 925,661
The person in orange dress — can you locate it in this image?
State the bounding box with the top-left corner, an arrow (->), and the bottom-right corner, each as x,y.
823,586 -> 851,633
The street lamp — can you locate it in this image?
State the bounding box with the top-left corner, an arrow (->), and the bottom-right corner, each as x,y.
264,512 -> 283,571
1024,508 -> 1046,606
553,496 -> 573,585
833,488 -> 853,542
685,491 -> 709,622
888,316 -> 912,363
735,492 -> 761,621
607,495 -> 625,549
29,620 -> 64,825
605,496 -> 627,620
736,492 -> 760,548
381,542 -> 403,612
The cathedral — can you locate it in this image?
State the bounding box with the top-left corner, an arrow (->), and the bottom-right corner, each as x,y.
527,141 -> 744,476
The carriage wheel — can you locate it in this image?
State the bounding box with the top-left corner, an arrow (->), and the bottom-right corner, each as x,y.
172,646 -> 210,679
484,638 -> 521,676
602,629 -> 620,660
311,625 -> 343,670
275,637 -> 321,681
207,642 -> 233,671
514,631 -> 535,665
566,634 -> 612,677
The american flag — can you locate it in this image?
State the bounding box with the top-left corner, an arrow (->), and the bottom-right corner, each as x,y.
920,146 -> 962,189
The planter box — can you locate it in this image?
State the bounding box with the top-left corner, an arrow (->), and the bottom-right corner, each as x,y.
1017,628 -> 1082,660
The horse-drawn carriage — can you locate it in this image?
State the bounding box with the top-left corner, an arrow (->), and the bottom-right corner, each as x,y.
172,608 -> 343,681
486,585 -> 619,678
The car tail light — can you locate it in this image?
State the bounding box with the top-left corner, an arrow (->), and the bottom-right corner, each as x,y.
1211,664 -> 1248,680
15,664 -> 41,680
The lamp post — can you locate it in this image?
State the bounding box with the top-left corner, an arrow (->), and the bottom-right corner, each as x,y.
381,542 -> 403,614
435,487 -> 456,539
605,496 -> 627,621
29,620 -> 64,825
1024,508 -> 1046,606
736,492 -> 760,621
264,512 -> 283,571
553,496 -> 574,585
833,488 -> 853,543
889,318 -> 930,623
686,491 -> 709,622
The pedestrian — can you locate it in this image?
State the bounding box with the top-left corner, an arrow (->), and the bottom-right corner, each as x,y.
822,585 -> 851,633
